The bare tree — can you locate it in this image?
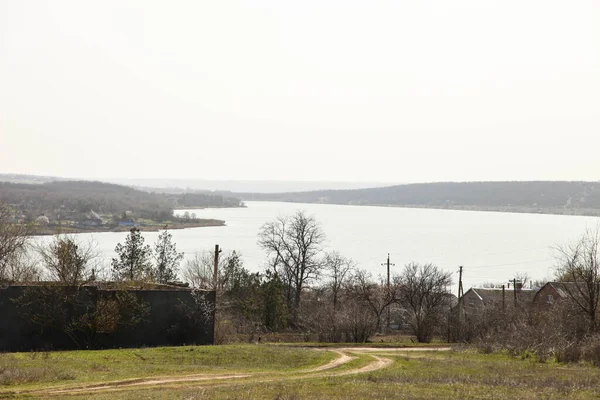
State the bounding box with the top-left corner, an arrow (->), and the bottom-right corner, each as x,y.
513,272 -> 531,288
182,249 -> 239,290
324,251 -> 354,310
0,203 -> 31,282
479,282 -> 504,288
348,269 -> 398,333
396,262 -> 453,343
183,251 -> 218,290
0,248 -> 39,283
35,235 -> 99,285
337,297 -> 378,343
555,229 -> 600,331
258,210 -> 326,323
182,252 -> 217,289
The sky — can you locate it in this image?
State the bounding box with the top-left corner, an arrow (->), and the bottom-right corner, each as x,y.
1,1 -> 599,183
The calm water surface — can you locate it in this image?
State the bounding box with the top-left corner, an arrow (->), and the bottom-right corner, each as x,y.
35,201 -> 600,290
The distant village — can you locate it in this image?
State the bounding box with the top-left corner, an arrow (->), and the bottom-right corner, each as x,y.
10,209 -> 141,229
458,281 -> 571,314
0,180 -> 242,233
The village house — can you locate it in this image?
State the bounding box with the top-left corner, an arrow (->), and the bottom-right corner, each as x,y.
459,285 -> 538,315
118,218 -> 137,227
79,210 -> 103,227
533,282 -> 579,307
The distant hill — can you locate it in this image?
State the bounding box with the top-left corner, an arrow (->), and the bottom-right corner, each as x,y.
236,181 -> 600,216
0,174 -> 394,193
0,173 -> 69,184
104,178 -> 394,193
0,180 -> 243,223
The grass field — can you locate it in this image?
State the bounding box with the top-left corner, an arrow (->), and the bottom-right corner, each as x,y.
0,345 -> 333,393
2,345 -> 600,399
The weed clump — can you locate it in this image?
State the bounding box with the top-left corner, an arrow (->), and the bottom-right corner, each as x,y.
0,358 -> 75,386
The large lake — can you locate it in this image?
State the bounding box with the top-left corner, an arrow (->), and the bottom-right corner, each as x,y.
35,201 -> 600,290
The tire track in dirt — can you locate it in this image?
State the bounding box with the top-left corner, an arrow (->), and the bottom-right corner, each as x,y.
10,347 -> 449,397
332,353 -> 392,376
8,350 -> 352,398
26,374 -> 252,397
301,350 -> 355,373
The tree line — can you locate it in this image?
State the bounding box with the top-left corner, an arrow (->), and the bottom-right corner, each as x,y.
183,210 -> 455,343
0,206 -> 209,349
4,199 -> 600,350
0,204 -> 454,344
450,228 -> 600,365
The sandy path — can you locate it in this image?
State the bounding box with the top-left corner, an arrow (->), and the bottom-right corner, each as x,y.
33,374 -> 252,396
332,354 -> 393,376
338,346 -> 452,352
11,346 -> 449,397
301,350 -> 355,373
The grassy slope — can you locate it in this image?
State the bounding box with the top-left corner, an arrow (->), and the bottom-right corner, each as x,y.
276,342 -> 445,348
75,350 -> 600,400
0,345 -> 333,392
4,346 -> 600,399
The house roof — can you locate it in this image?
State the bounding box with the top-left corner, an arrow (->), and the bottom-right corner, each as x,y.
533,282 -> 581,303
447,293 -> 459,307
86,210 -> 101,220
547,282 -> 579,298
464,287 -> 538,305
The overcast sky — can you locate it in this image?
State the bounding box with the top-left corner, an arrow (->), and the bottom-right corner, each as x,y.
1,1 -> 598,183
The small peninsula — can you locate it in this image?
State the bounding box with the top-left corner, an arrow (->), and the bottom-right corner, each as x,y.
0,179 -> 242,235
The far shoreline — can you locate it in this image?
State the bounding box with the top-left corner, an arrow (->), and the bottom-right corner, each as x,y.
242,200 -> 600,218
30,219 -> 226,236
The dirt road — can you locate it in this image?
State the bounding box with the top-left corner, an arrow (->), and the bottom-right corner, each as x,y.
10,346 -> 451,398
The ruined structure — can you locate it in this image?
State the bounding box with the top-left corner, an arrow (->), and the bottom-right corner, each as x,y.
0,282 -> 215,351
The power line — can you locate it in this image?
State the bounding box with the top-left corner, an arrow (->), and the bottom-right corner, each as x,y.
396,245 -> 552,263
467,258 -> 553,269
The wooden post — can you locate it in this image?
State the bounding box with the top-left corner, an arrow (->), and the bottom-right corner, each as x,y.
381,254 -> 394,332
457,266 -> 463,341
213,244 -> 220,344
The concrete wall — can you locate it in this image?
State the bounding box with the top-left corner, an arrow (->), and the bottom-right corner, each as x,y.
0,285 -> 215,352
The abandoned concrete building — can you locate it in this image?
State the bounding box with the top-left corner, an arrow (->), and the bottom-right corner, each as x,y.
0,282 -> 215,351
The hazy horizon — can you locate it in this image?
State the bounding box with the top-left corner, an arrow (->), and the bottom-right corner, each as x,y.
2,172 -> 600,195
1,1 -> 599,182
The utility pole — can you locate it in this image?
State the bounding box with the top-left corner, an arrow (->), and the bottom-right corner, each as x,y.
457,266 -> 464,341
502,284 -> 506,311
512,278 -> 518,307
213,244 -> 221,345
381,254 -> 395,332
458,266 -> 464,301
213,244 -> 220,289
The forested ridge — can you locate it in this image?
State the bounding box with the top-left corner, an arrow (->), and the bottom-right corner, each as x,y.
237,181 -> 600,216
0,180 -> 242,222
